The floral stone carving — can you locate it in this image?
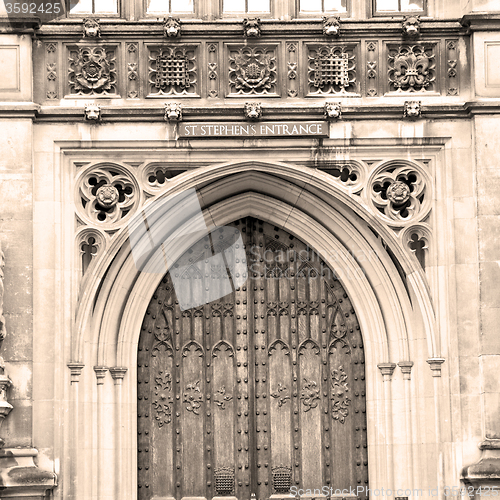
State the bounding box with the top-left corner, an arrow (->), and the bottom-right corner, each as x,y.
388,45 -> 435,93
386,180 -> 411,204
69,47 -> 116,96
229,46 -> 277,95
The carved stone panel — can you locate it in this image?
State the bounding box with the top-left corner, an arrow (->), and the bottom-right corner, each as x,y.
446,39 -> 459,96
365,40 -> 378,97
67,45 -> 117,97
147,44 -> 199,97
126,42 -> 139,99
46,42 -> 58,100
227,44 -> 279,97
387,43 -> 437,94
137,217 -> 368,500
306,43 -> 358,96
207,42 -> 219,98
286,42 -> 298,98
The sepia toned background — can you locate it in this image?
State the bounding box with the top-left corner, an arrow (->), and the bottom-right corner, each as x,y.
0,0 -> 499,498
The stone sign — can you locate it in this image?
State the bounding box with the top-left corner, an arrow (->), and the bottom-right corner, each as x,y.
178,121 -> 329,138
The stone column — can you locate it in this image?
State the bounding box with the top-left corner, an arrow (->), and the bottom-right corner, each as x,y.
398,361 -> 415,489
377,363 -> 396,491
110,367 -> 128,500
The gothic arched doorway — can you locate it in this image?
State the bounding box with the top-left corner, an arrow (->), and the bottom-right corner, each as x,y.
137,217 -> 368,500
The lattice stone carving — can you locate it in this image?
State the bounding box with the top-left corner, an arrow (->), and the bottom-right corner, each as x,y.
148,45 -> 198,96
307,44 -> 356,95
214,467 -> 235,495
77,165 -> 138,226
369,163 -> 429,226
228,45 -> 277,96
68,46 -> 116,96
388,44 -> 436,93
272,465 -> 292,494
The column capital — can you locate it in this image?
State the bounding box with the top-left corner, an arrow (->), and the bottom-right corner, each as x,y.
93,366 -> 108,385
67,363 -> 84,383
427,357 -> 445,377
109,367 -> 128,384
398,361 -> 414,380
377,362 -> 397,380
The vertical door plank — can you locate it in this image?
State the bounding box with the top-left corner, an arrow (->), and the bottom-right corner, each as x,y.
181,342 -> 205,497
269,343 -> 293,475
212,341 -> 236,492
298,341 -> 323,490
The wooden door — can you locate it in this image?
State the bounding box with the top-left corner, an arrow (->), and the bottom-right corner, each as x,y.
137,218 -> 368,500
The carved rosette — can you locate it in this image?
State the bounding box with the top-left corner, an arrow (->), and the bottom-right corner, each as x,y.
76,165 -> 139,227
368,163 -> 430,227
68,46 -> 116,96
228,45 -> 277,96
388,44 -> 436,93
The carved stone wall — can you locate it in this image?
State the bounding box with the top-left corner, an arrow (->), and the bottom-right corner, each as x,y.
33,34 -> 465,102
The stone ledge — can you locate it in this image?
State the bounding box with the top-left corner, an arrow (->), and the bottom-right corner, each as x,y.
461,14 -> 500,31
0,448 -> 57,499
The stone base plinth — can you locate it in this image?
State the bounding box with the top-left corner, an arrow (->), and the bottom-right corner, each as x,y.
0,448 -> 56,499
462,440 -> 500,498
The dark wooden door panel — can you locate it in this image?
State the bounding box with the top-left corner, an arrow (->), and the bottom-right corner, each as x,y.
138,218 -> 368,500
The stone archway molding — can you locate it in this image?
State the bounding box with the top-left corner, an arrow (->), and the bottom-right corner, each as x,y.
69,160 -> 440,500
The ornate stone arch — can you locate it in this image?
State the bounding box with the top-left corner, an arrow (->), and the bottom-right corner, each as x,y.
69,160 -> 440,500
